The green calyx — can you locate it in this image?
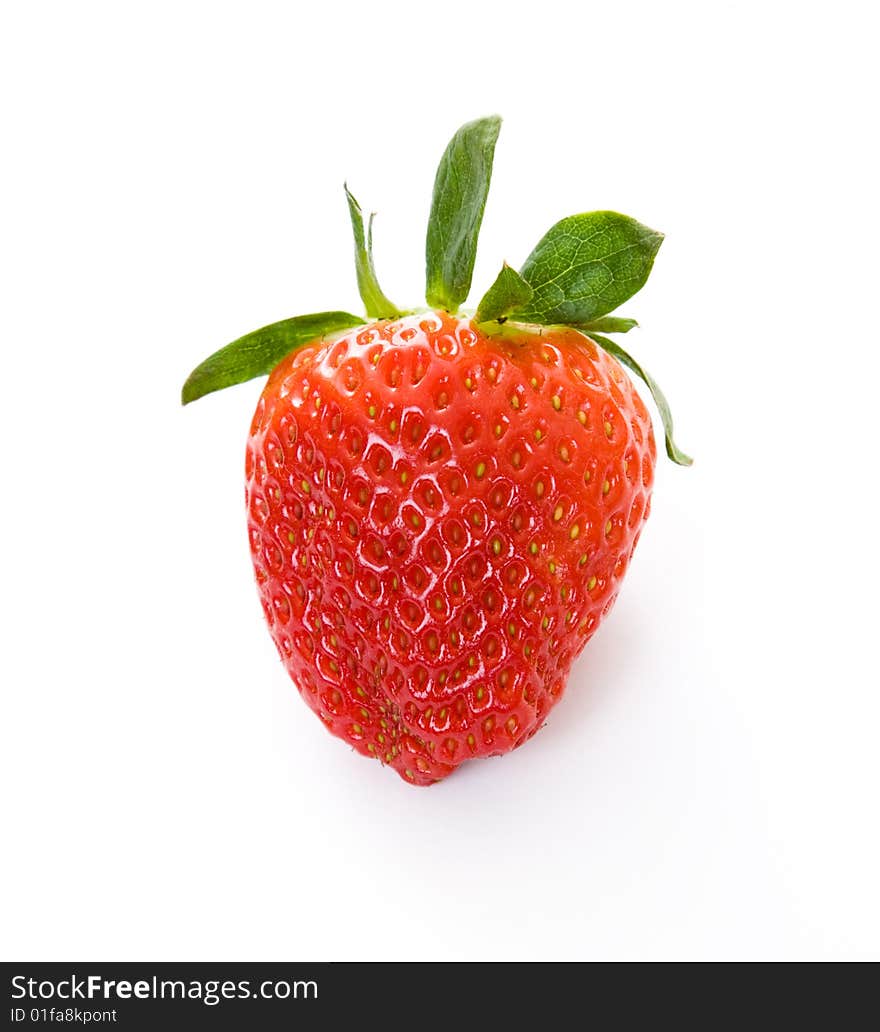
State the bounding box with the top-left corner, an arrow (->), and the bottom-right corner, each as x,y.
585,333 -> 693,466
425,115 -> 501,311
474,263 -> 533,323
181,115 -> 691,467
181,312 -> 364,404
344,184 -> 404,319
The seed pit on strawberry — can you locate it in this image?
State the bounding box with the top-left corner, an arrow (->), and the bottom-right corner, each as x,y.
183,115 -> 691,785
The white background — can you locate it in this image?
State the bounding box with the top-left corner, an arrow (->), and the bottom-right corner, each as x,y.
2,1 -> 878,961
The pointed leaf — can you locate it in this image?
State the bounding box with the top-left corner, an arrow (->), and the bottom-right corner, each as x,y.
475,263 -> 534,323
512,212 -> 663,325
588,332 -> 692,466
425,115 -> 502,311
181,311 -> 364,405
344,185 -> 404,319
577,316 -> 638,334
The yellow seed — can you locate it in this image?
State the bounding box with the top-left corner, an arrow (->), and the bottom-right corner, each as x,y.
529,542 -> 538,555
465,377 -> 473,389
475,461 -> 486,479
548,561 -> 556,574
530,377 -> 538,388
390,419 -> 398,432
487,367 -> 497,382
604,420 -> 613,436
492,538 -> 502,555
552,395 -> 561,411
584,470 -> 592,483
400,471 -> 408,484
588,575 -> 597,590
301,480 -> 311,494
553,505 -> 563,521
536,481 -> 545,497
314,396 -> 321,409
494,424 -> 502,437
511,396 -> 520,410
534,428 -> 543,442
602,480 -> 610,495
570,524 -> 580,540
577,411 -> 587,425
605,520 -> 612,536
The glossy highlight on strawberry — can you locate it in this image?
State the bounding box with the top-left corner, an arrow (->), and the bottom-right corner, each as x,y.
183,115 -> 690,786
246,314 -> 655,784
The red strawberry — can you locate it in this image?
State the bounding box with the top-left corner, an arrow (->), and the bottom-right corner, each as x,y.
246,314 -> 657,783
183,116 -> 690,785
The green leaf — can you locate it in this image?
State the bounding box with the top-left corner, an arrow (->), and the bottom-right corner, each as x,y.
475,263 -> 534,323
344,184 -> 404,319
587,332 -> 692,466
425,115 -> 502,312
181,311 -> 364,405
576,316 -> 638,334
511,212 -> 663,325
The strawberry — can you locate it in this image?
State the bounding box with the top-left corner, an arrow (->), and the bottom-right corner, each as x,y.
183,116 -> 690,785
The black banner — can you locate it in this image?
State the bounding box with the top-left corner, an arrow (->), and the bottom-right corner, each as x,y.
3,963 -> 552,1028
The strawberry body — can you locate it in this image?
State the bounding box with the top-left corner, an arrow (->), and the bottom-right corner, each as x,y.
245,312 -> 656,784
